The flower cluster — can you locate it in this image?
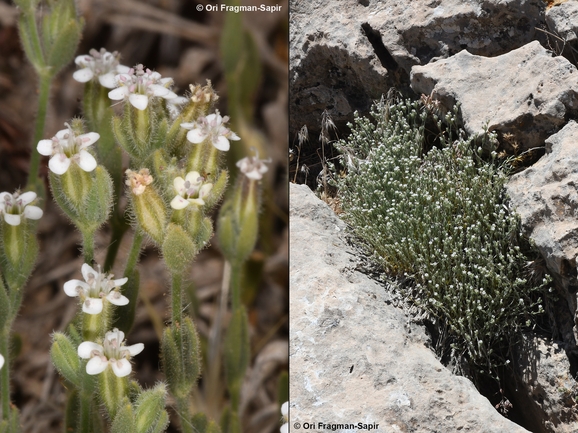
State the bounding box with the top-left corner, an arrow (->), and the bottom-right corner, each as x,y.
108,64 -> 177,110
78,328 -> 144,377
181,111 -> 240,151
0,191 -> 43,226
37,123 -> 99,175
63,263 -> 129,315
237,153 -> 270,180
170,171 -> 213,210
73,48 -> 130,89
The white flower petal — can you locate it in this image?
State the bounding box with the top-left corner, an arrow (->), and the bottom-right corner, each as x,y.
228,131 -> 241,141
113,277 -> 128,287
213,136 -> 230,152
73,68 -> 94,83
281,402 -> 288,418
48,155 -> 71,175
81,263 -> 97,282
0,354 -> 4,370
108,87 -> 128,101
280,424 -> 288,433
129,94 -> 148,110
74,55 -> 88,66
186,129 -> 205,144
3,213 -> 21,226
185,171 -> 201,184
0,192 -> 10,202
63,279 -> 88,297
173,177 -> 186,194
23,205 -> 43,220
55,129 -> 69,139
149,84 -> 169,97
126,343 -> 144,356
79,132 -> 100,148
86,356 -> 108,375
106,293 -> 129,306
19,191 -> 37,206
106,329 -> 125,342
170,196 -> 189,210
163,90 -> 178,100
98,73 -> 117,89
77,150 -> 97,172
37,139 -> 54,156
116,65 -> 130,74
111,359 -> 131,377
188,198 -> 205,206
78,341 -> 103,358
82,298 -> 103,315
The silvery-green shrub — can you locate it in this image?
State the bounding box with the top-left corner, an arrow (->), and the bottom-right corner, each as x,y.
331,97 -> 547,377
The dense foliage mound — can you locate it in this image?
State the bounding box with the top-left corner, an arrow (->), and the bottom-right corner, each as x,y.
331,97 -> 547,378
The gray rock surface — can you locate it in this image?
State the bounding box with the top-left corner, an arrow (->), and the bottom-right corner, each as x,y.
546,0 -> 578,42
289,182 -> 530,433
506,121 -> 578,354
411,41 -> 578,151
290,0 -> 545,142
511,335 -> 578,433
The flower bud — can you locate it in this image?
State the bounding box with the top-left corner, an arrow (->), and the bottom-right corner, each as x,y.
126,169 -> 167,245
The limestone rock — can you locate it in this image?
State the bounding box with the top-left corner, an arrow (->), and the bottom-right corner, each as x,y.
411,41 -> 578,151
546,0 -> 578,42
290,0 -> 545,143
510,335 -> 578,433
289,182 -> 530,433
506,121 -> 578,353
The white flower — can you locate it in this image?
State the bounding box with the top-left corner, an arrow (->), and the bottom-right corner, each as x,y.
280,401 -> 288,433
73,48 -> 130,89
0,354 -> 4,370
170,171 -> 213,210
64,263 -> 129,315
78,328 -> 144,378
181,111 -> 240,151
37,123 -> 99,175
108,64 -> 177,110
236,153 -> 270,180
0,191 -> 43,226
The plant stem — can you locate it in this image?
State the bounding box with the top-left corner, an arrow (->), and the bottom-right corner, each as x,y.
0,326 -> 10,420
124,230 -> 143,276
174,396 -> 193,433
82,230 -> 95,265
230,260 -> 242,312
27,72 -> 52,193
171,272 -> 183,328
78,362 -> 96,433
103,219 -> 128,273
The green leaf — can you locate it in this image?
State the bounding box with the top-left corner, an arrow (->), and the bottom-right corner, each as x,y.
134,383 -> 168,433
161,317 -> 201,399
51,332 -> 80,387
111,399 -> 136,433
162,223 -> 197,274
